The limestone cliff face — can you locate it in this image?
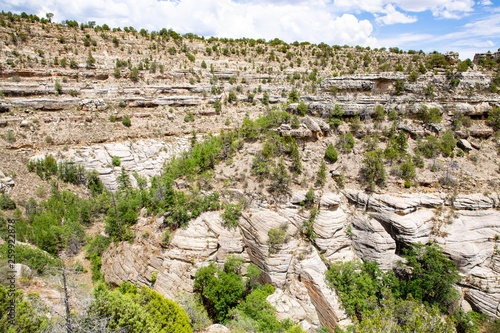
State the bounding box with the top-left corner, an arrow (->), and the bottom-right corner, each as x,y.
101,190 -> 500,331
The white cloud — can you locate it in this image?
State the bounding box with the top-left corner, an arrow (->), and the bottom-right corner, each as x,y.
334,0 -> 475,19
376,32 -> 433,48
1,0 -> 377,46
375,4 -> 417,25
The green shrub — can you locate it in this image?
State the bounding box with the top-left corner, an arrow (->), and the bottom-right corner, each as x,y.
86,234 -> 111,258
112,156 -> 121,166
0,244 -> 57,274
109,114 -> 116,122
418,106 -> 442,124
418,136 -> 440,158
91,283 -> 192,332
0,284 -> 51,332
336,132 -> 355,153
184,112 -> 195,122
194,262 -> 244,323
268,159 -> 291,195
304,187 -> 315,207
0,194 -> 16,210
329,104 -> 343,128
268,227 -> 286,253
129,67 -> 139,82
400,160 -> 416,180
393,79 -> 406,95
297,101 -> 307,116
90,253 -> 102,281
326,260 -> 388,317
388,109 -> 398,121
487,107 -> 500,130
440,130 -> 456,157
372,105 -> 385,122
397,243 -> 460,306
361,149 -> 386,189
288,90 -> 299,103
4,129 -> 16,143
222,204 -> 242,228
161,230 -> 172,246
262,92 -> 269,106
324,144 -> 338,163
404,179 -> 411,188
122,116 -> 131,127
315,160 -> 327,187
408,71 -> 418,82
54,81 -> 62,94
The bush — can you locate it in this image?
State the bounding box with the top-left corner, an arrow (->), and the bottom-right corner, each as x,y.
315,160 -> 327,187
129,67 -> 139,82
329,104 -> 343,128
184,112 -> 195,122
268,227 -> 286,253
324,144 -> 338,163
304,187 -> 315,207
122,116 -> 131,127
112,156 -> 121,166
194,262 -> 244,322
0,194 -> 16,210
337,132 -> 355,153
400,160 -> 416,180
91,283 -> 192,332
372,105 -> 385,122
487,107 -> 500,130
418,106 -> 442,124
109,114 -> 116,122
228,91 -> 237,104
3,129 -> 16,143
408,71 -> 418,82
418,136 -> 440,158
361,149 -> 386,189
396,243 -> 460,307
0,244 -> 57,274
222,204 -> 242,228
297,101 -> 307,116
394,79 -> 406,95
388,109 -> 398,121
326,260 -> 387,317
177,293 -> 212,331
269,159 -> 291,195
288,90 -> 299,103
440,130 -> 456,157
161,230 -> 171,246
54,81 -> 62,94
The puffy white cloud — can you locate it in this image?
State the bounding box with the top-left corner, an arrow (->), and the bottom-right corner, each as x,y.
375,4 -> 417,25
1,0 -> 377,46
334,0 -> 474,19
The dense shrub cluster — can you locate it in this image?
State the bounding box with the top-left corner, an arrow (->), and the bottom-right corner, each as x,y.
326,243 -> 481,332
91,283 -> 192,333
194,257 -> 304,332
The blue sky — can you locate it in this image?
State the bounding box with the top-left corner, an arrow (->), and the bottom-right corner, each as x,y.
1,0 -> 499,59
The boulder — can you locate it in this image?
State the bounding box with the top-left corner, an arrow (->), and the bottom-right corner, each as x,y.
301,116 -> 322,132
457,139 -> 473,152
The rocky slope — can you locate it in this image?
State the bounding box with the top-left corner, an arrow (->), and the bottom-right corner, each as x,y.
101,190 -> 500,330
1,13 -> 500,332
